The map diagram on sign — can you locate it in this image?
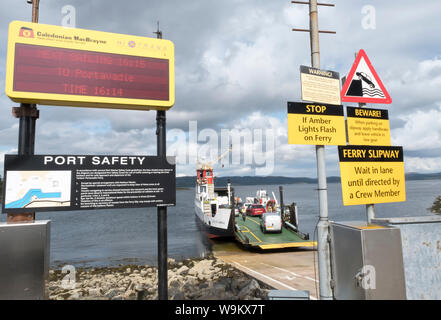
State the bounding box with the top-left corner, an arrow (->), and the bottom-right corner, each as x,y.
5,171 -> 71,209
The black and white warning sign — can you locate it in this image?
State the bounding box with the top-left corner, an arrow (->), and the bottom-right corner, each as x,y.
341,49 -> 392,104
2,155 -> 176,213
300,65 -> 341,105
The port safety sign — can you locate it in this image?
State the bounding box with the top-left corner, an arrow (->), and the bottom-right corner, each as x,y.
2,155 -> 176,214
287,102 -> 346,146
338,146 -> 406,206
5,21 -> 175,111
346,106 -> 391,146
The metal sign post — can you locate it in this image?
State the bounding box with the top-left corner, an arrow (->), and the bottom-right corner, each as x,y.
358,102 -> 375,223
309,0 -> 333,301
154,24 -> 168,301
291,0 -> 335,300
7,0 -> 39,224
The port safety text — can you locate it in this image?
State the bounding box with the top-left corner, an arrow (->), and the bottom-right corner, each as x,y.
43,155 -> 146,166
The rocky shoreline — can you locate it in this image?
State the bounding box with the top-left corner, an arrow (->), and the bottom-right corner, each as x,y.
48,256 -> 271,300
430,196 -> 441,214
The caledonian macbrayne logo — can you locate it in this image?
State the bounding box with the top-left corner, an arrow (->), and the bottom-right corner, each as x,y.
19,27 -> 34,38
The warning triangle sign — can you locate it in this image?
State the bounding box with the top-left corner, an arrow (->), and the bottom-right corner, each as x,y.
341,49 -> 392,104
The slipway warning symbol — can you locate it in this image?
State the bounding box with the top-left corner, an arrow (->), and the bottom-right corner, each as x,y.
341,49 -> 392,104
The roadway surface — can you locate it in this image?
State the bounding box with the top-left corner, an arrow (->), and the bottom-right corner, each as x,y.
213,242 -> 319,300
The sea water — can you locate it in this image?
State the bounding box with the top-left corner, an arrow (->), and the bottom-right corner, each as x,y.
1,180 -> 438,267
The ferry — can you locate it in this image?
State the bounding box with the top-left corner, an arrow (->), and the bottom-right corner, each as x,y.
194,149 -> 235,238
236,188 -> 315,250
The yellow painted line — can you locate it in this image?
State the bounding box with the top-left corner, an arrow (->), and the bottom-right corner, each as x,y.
248,230 -> 262,243
258,241 -> 317,250
247,217 -> 261,226
355,224 -> 385,230
238,226 -> 262,243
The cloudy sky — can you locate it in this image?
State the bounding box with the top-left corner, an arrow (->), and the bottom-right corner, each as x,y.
1,0 -> 441,178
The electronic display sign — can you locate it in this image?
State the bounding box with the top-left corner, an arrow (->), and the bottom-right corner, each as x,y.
5,21 -> 175,110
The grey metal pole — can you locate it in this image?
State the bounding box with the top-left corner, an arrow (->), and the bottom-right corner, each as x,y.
358,100 -> 375,223
155,24 -> 168,300
352,48 -> 376,224
309,0 -> 333,300
8,0 -> 39,224
157,110 -> 168,300
279,186 -> 284,213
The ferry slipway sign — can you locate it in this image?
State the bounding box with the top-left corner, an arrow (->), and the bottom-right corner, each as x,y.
341,49 -> 392,104
338,146 -> 406,206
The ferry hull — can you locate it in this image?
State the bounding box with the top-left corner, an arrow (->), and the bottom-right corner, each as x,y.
195,199 -> 234,238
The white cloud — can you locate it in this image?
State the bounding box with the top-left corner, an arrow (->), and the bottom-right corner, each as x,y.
1,1 -> 441,178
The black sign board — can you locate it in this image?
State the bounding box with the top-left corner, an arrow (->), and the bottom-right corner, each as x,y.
2,155 -> 176,213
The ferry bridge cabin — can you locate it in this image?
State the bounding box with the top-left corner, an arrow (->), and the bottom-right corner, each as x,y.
197,168 -> 213,186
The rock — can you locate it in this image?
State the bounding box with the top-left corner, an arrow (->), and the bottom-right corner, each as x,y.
431,196 -> 441,213
124,289 -> 136,299
192,260 -> 214,275
169,277 -> 183,288
88,288 -> 101,296
199,282 -> 209,290
46,258 -> 259,301
232,278 -> 249,293
134,284 -> 145,292
187,268 -> 197,277
105,288 -> 122,299
172,291 -> 185,300
238,279 -> 260,300
70,291 -> 81,299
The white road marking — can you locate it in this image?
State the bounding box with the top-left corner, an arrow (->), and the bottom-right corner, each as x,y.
260,263 -> 319,283
232,262 -> 317,300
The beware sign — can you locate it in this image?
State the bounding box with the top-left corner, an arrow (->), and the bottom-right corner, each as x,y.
346,106 -> 391,146
287,102 -> 346,146
338,146 -> 406,206
341,49 -> 391,104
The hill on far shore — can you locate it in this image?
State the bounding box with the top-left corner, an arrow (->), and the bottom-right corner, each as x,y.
177,172 -> 441,188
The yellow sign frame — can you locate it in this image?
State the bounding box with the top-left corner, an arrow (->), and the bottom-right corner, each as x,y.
287,102 -> 346,146
338,146 -> 406,206
5,20 -> 175,111
346,106 -> 391,146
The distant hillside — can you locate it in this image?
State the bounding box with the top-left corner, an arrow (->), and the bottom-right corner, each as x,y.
177,172 -> 441,188
177,175 -> 340,188
404,172 -> 441,180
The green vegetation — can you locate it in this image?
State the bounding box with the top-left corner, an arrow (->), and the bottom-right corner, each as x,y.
430,196 -> 441,214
